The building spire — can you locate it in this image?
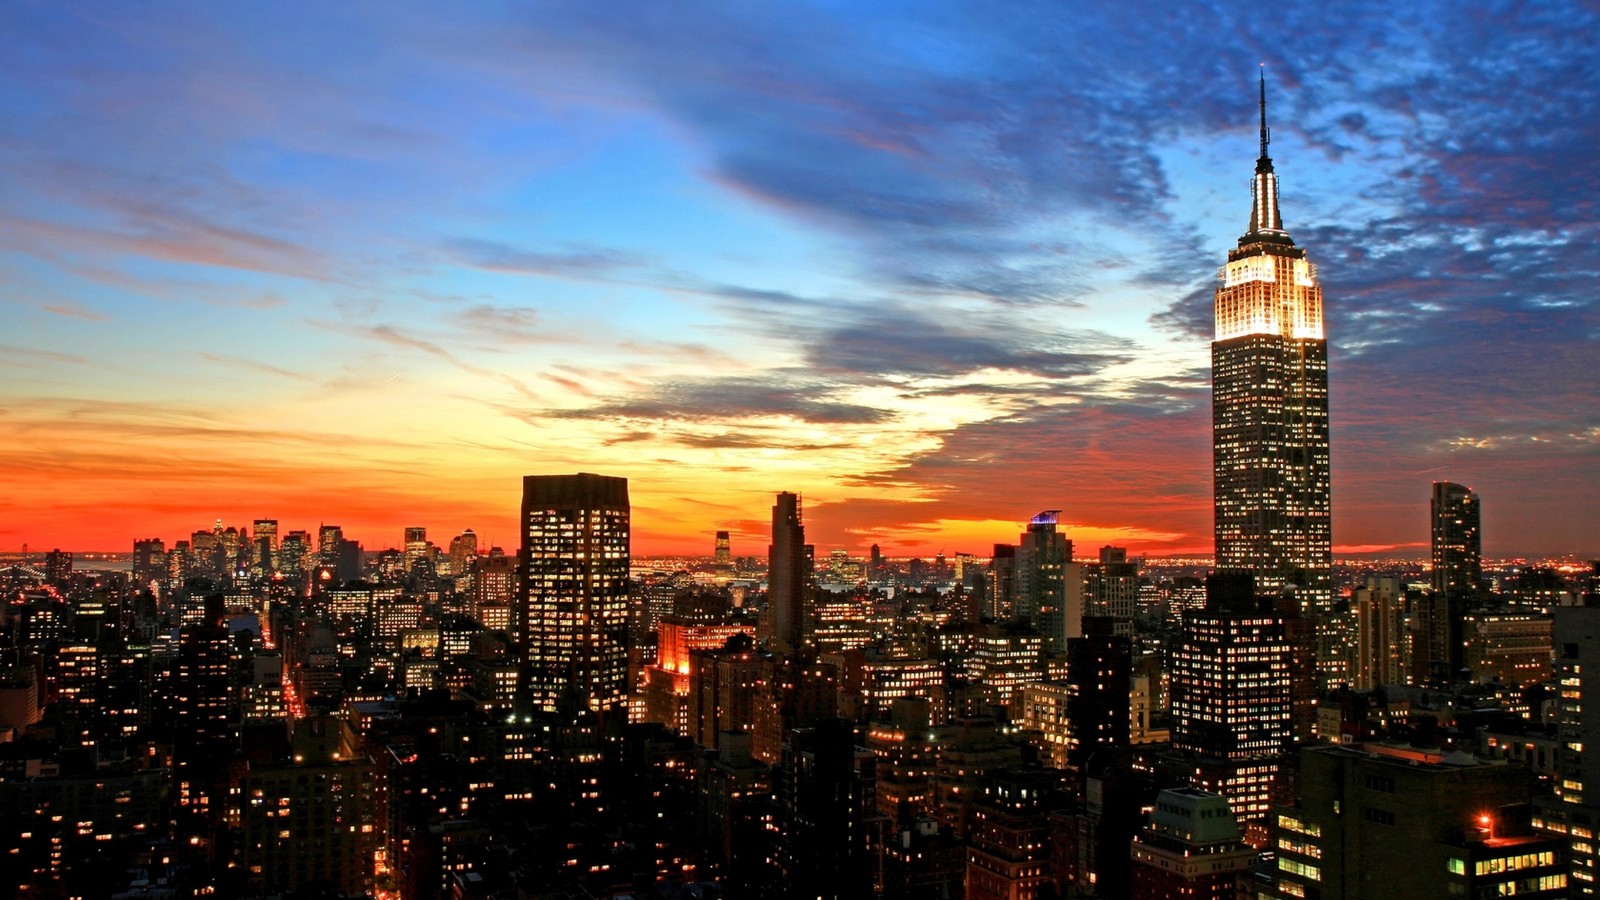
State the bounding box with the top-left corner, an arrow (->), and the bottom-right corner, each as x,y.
1246,64 -> 1285,238
1259,65 -> 1270,163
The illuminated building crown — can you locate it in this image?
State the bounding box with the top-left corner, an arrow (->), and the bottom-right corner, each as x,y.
1214,68 -> 1323,342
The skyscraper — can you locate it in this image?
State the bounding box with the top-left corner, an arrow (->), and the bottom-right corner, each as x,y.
1212,72 -> 1332,611
1417,482 -> 1482,683
1431,481 -> 1482,596
765,492 -> 814,657
715,530 -> 732,567
404,525 -> 428,573
252,518 -> 277,574
1016,511 -> 1075,651
518,473 -> 631,716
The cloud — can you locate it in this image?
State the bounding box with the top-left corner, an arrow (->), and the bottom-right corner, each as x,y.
444,238 -> 646,279
0,346 -> 90,367
801,306 -> 1134,381
560,373 -> 891,426
199,353 -> 315,382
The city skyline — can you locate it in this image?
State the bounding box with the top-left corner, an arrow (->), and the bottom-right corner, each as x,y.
4,3 -> 1597,558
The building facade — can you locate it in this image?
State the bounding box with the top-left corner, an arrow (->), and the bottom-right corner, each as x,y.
517,473 -> 631,716
1170,606 -> 1292,822
1432,481 -> 1482,595
1269,743 -> 1562,899
1212,74 -> 1331,611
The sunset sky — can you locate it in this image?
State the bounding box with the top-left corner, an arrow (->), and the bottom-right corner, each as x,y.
3,2 -> 1596,559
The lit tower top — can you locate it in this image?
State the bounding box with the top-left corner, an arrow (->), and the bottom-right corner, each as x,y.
1248,66 -> 1283,236
1215,67 -> 1323,343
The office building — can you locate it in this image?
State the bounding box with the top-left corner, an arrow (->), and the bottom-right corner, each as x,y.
404,525 -> 428,573
446,528 -> 477,577
1170,575 -> 1293,821
132,538 -> 166,587
317,524 -> 344,569
1211,74 -> 1332,611
1269,743 -> 1561,899
518,473 -> 631,716
252,518 -> 278,574
715,530 -> 732,567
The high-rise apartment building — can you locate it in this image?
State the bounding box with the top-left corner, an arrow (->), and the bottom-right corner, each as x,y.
239,717 -> 376,896
988,544 -> 1017,622
1064,617 -> 1132,769
1352,576 -> 1406,690
517,473 -> 631,716
1432,481 -> 1482,596
1212,74 -> 1332,611
1017,511 -> 1076,651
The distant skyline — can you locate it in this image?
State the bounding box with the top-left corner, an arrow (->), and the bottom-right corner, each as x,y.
3,2 -> 1596,558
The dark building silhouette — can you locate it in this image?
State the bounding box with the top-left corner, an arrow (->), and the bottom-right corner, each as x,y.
171,595 -> 236,825
1066,616 -> 1131,769
764,492 -> 814,657
1417,481 -> 1482,684
776,718 -> 881,899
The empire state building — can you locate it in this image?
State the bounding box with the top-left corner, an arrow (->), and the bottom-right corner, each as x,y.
1212,73 -> 1332,611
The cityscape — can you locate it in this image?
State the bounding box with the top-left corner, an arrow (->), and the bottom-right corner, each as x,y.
4,3 -> 1599,900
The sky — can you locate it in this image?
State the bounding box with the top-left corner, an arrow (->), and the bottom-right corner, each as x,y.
2,1 -> 1596,559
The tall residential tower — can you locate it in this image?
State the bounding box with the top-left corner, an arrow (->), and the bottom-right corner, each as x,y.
1431,481 -> 1482,596
1212,72 -> 1332,611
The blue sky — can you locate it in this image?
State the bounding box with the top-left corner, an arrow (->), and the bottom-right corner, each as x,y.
2,0 -> 1596,557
